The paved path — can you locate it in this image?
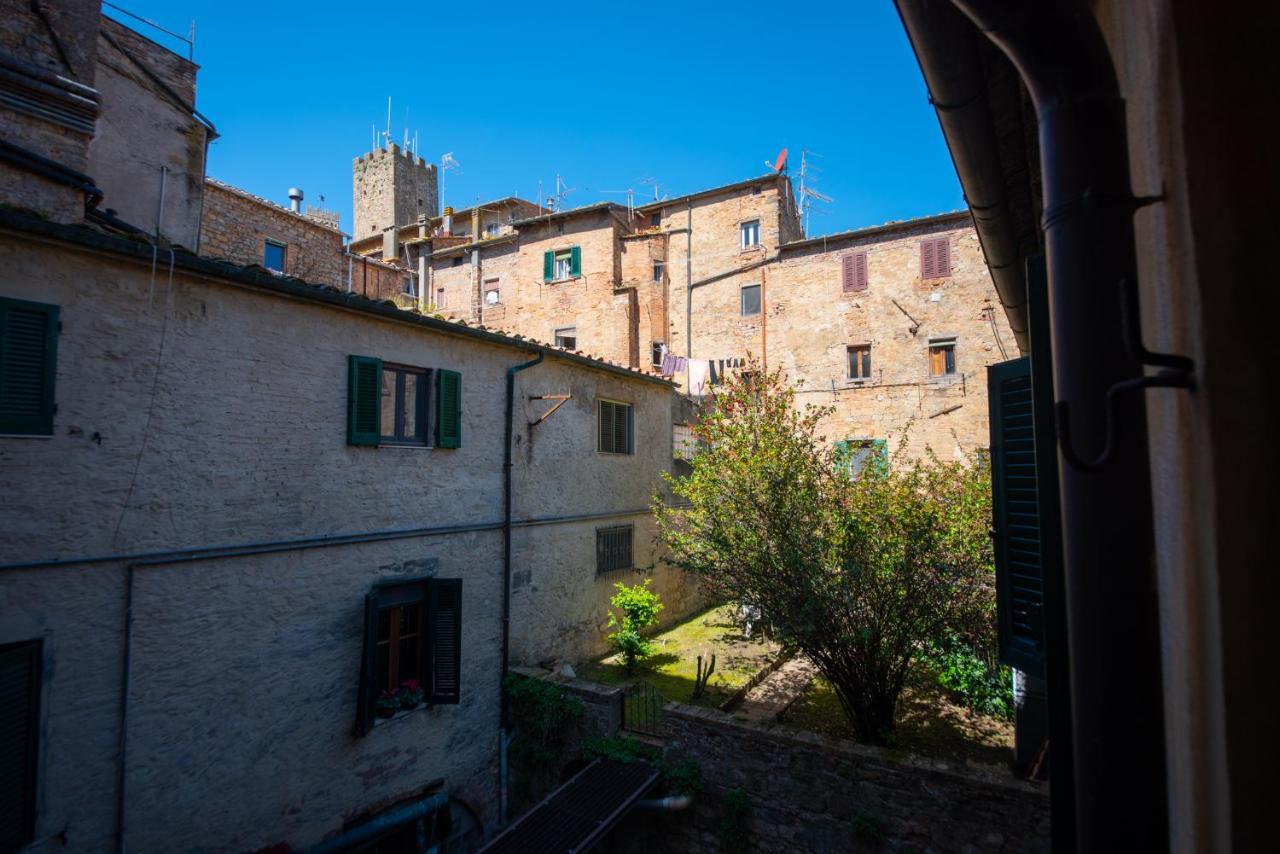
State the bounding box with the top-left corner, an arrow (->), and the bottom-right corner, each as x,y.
733,656 -> 817,722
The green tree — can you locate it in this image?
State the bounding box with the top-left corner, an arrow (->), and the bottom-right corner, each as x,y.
655,366 -> 994,744
607,579 -> 664,672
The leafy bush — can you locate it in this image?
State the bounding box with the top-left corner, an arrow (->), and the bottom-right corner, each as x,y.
661,759 -> 704,796
924,638 -> 1013,719
656,365 -> 996,744
607,579 -> 664,672
582,734 -> 660,764
720,788 -> 751,847
504,675 -> 584,763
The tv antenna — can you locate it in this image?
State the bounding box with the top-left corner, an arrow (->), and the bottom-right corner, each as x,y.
440,152 -> 460,211
639,176 -> 662,201
796,149 -> 833,237
546,174 -> 576,212
599,188 -> 636,219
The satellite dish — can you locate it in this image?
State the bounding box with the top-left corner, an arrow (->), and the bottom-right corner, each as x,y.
773,147 -> 789,173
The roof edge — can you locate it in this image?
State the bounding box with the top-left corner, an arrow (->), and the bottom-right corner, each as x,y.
780,210 -> 971,252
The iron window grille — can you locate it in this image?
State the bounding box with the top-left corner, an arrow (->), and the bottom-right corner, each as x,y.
596,525 -> 634,574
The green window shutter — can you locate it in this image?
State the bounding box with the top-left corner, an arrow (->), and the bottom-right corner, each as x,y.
988,356 -> 1045,677
353,592 -> 381,736
425,579 -> 462,704
347,355 -> 382,446
0,639 -> 42,848
569,246 -> 582,277
0,298 -> 59,436
543,250 -> 553,282
436,369 -> 462,448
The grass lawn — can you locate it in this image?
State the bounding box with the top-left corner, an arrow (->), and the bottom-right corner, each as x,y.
782,667 -> 1015,768
578,604 -> 780,708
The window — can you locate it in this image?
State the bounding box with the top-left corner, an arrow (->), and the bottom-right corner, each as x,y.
920,236 -> 952,279
355,578 -> 462,735
842,251 -> 868,292
653,260 -> 664,282
263,239 -> 286,272
847,344 -> 872,381
740,219 -> 761,248
0,640 -> 41,849
543,247 -> 581,281
452,256 -> 463,267
435,287 -> 447,310
484,278 -> 501,305
650,212 -> 661,228
740,284 -> 761,316
672,423 -> 696,461
484,222 -> 500,238
554,327 -> 577,350
347,356 -> 461,449
929,337 -> 957,376
651,341 -> 664,368
835,439 -> 888,477
596,525 -> 634,574
380,364 -> 429,445
0,297 -> 58,436
402,277 -> 415,296
598,399 -> 634,454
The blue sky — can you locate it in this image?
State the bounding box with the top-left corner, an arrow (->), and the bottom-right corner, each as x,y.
105,0 -> 962,238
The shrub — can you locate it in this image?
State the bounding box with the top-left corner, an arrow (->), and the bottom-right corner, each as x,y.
607,579 -> 664,672
504,675 -> 584,763
661,759 -> 704,796
582,734 -> 660,764
656,364 -> 995,744
720,788 -> 751,847
924,637 -> 1014,719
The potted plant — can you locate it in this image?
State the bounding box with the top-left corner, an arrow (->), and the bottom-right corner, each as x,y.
398,679 -> 425,711
376,689 -> 400,718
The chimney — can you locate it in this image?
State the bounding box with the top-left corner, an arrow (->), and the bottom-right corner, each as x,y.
288,187 -> 304,213
442,205 -> 454,236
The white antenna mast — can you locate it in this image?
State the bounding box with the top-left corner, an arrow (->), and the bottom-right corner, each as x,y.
440,152 -> 460,210
384,97 -> 392,148
797,150 -> 833,237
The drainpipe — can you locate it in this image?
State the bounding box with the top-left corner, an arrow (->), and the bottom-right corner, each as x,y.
948,1 -> 1170,849
500,351 -> 544,825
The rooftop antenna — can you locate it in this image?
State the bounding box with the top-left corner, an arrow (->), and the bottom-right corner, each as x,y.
384,97 -> 392,148
796,149 -> 832,237
600,188 -> 636,219
639,176 -> 661,201
440,152 -> 460,211
547,174 -> 575,212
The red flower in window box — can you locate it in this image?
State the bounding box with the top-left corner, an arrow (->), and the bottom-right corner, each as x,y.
376,689 -> 400,718
398,679 -> 425,710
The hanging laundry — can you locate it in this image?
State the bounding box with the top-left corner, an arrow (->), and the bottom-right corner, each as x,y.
688,360 -> 711,395
708,359 -> 720,385
661,353 -> 677,376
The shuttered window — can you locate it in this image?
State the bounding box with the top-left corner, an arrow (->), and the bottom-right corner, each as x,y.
920,236 -> 952,279
544,247 -> 581,281
348,357 -> 460,449
355,578 -> 462,735
0,639 -> 41,850
598,399 -> 634,454
841,251 -> 868,292
596,525 -> 634,573
0,297 -> 58,436
928,338 -> 957,376
988,357 -> 1045,676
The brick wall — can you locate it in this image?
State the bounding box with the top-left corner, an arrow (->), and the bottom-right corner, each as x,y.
618,703 -> 1050,853
200,180 -> 344,288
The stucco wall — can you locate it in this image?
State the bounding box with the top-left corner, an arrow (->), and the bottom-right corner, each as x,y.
0,225 -> 692,851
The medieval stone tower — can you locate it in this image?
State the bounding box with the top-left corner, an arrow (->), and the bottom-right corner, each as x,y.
352,143 -> 438,238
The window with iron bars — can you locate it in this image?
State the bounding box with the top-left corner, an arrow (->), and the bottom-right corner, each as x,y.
596,525 -> 634,574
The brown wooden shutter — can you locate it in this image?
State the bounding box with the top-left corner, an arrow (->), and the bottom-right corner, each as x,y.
920,240 -> 936,279
853,252 -> 868,291
426,579 -> 462,704
841,254 -> 856,291
936,238 -> 951,277
930,347 -> 946,375
0,640 -> 41,849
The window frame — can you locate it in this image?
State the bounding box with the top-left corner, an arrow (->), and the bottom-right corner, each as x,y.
263,238 -> 287,272
596,524 -> 635,574
847,343 -> 873,381
740,283 -> 762,317
483,277 -> 501,306
554,326 -> 577,350
379,363 -> 432,446
651,340 -> 665,369
597,398 -> 635,455
553,249 -> 573,281
740,219 -> 761,249
652,260 -> 664,282
836,438 -> 889,478
928,336 -> 958,377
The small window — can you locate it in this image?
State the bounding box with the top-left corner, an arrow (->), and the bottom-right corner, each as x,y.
650,212 -> 661,228
0,640 -> 41,848
484,222 -> 500,237
403,277 -> 415,296
598,399 -> 634,455
544,247 -> 581,281
0,297 -> 59,436
672,423 -> 696,461
651,341 -> 664,368
847,344 -> 872,381
554,326 -> 577,350
554,250 -> 572,280
596,525 -> 634,574
263,239 -> 286,272
929,337 -> 957,376
740,284 -> 761,316
484,278 -> 500,305
836,439 -> 888,477
452,256 -> 463,267
653,260 -> 664,282
920,236 -> 952,279
380,364 -> 430,445
740,219 -> 761,248
356,578 -> 462,735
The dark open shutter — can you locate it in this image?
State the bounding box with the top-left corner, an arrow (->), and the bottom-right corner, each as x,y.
569,246 -> 582,277
426,579 -> 462,704
543,250 -> 553,282
0,639 -> 41,850
598,401 -> 613,452
0,298 -> 58,436
989,356 -> 1045,677
436,369 -> 461,448
614,404 -> 631,454
353,593 -> 381,736
347,355 -> 382,446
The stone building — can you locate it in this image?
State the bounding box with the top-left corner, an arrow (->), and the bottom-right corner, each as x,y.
0,4 -> 700,851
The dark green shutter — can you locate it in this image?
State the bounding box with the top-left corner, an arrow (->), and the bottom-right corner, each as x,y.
0,298 -> 58,436
569,246 -> 582,277
0,640 -> 41,849
988,356 -> 1045,677
598,401 -> 613,452
615,403 -> 632,454
436,369 -> 461,448
426,579 -> 462,704
347,355 -> 382,446
543,250 -> 553,281
353,593 -> 381,736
